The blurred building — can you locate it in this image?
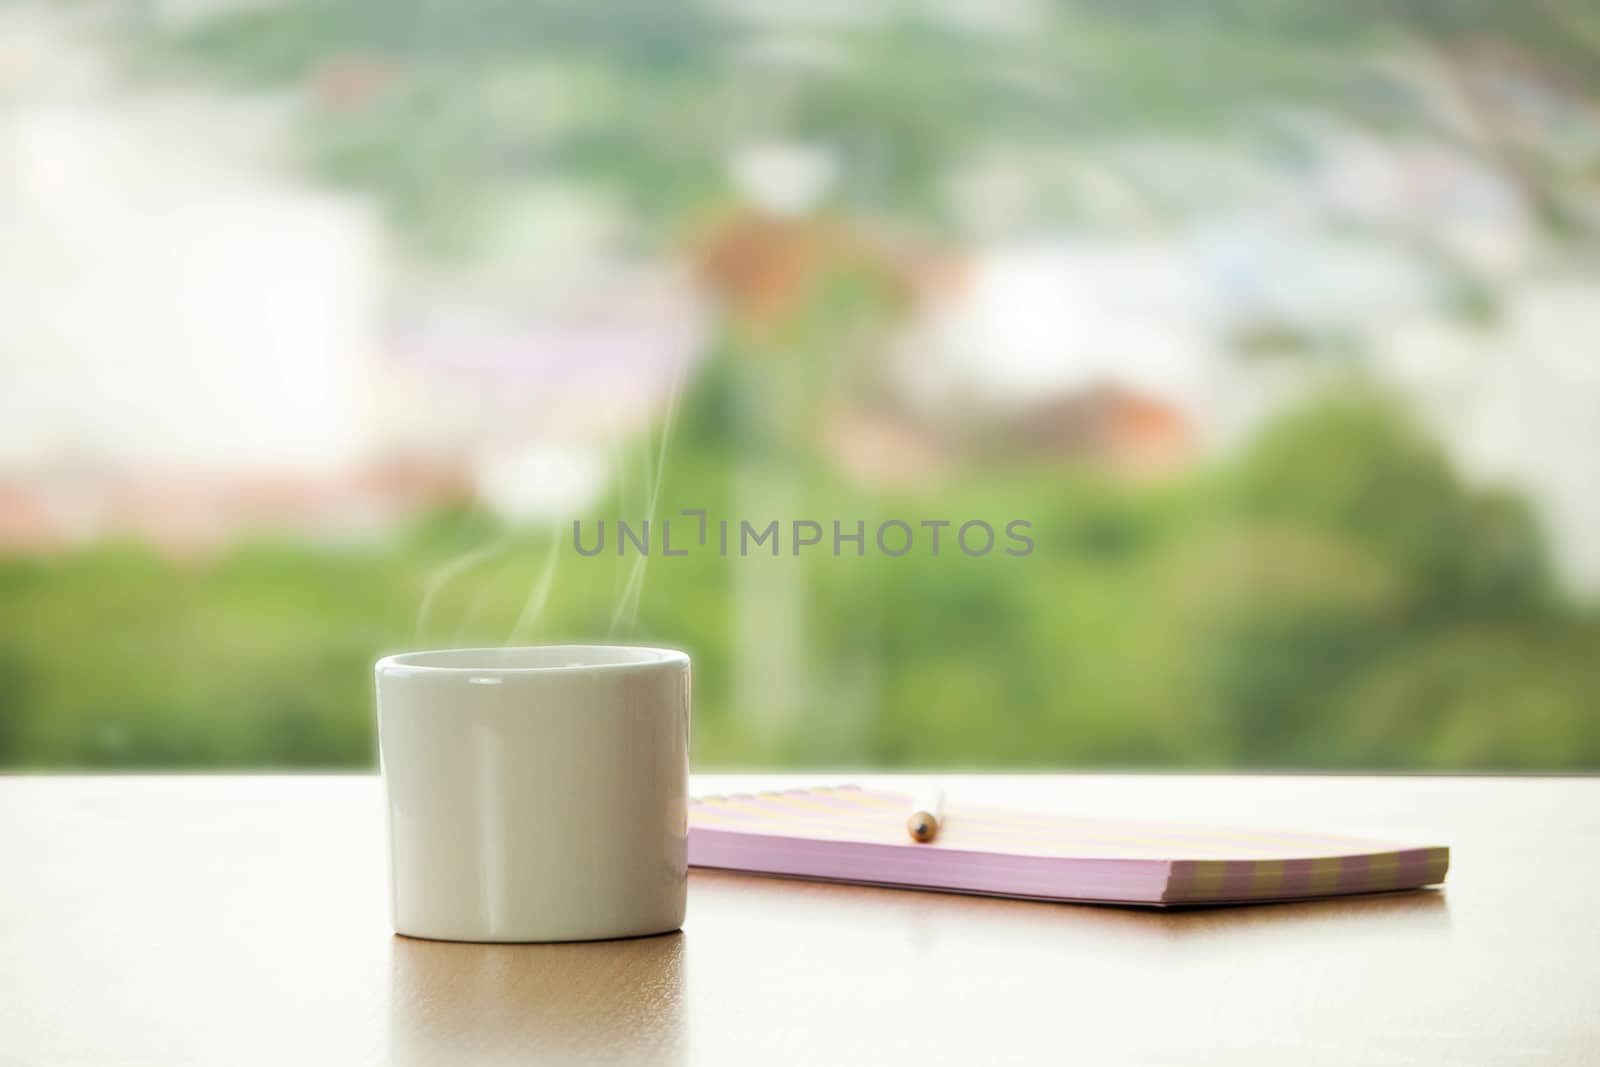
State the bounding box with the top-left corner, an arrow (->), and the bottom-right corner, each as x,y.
0,6 -> 704,550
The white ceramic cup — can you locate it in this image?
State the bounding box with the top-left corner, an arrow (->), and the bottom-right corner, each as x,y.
375,645 -> 690,942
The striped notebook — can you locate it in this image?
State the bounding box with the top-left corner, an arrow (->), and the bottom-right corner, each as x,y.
688,786 -> 1449,906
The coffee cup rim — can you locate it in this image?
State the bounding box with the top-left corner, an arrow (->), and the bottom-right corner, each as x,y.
376,644 -> 689,676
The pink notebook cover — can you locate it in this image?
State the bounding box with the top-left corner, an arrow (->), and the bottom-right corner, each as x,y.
688,786 -> 1449,906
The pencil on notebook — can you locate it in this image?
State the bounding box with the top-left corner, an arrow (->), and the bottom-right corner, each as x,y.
906,785 -> 944,843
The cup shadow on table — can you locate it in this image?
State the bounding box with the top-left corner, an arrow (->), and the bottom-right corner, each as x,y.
386,930 -> 687,1066
383,878 -> 1448,1062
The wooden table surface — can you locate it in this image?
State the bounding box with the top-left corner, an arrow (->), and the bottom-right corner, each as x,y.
1,774 -> 1595,1066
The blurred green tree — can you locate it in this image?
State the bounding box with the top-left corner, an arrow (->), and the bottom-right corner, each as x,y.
1,392 -> 1595,770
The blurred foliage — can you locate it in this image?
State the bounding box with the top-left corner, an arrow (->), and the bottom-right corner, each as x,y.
124,0 -> 1600,251
5,0 -> 1588,772
2,390 -> 1595,770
